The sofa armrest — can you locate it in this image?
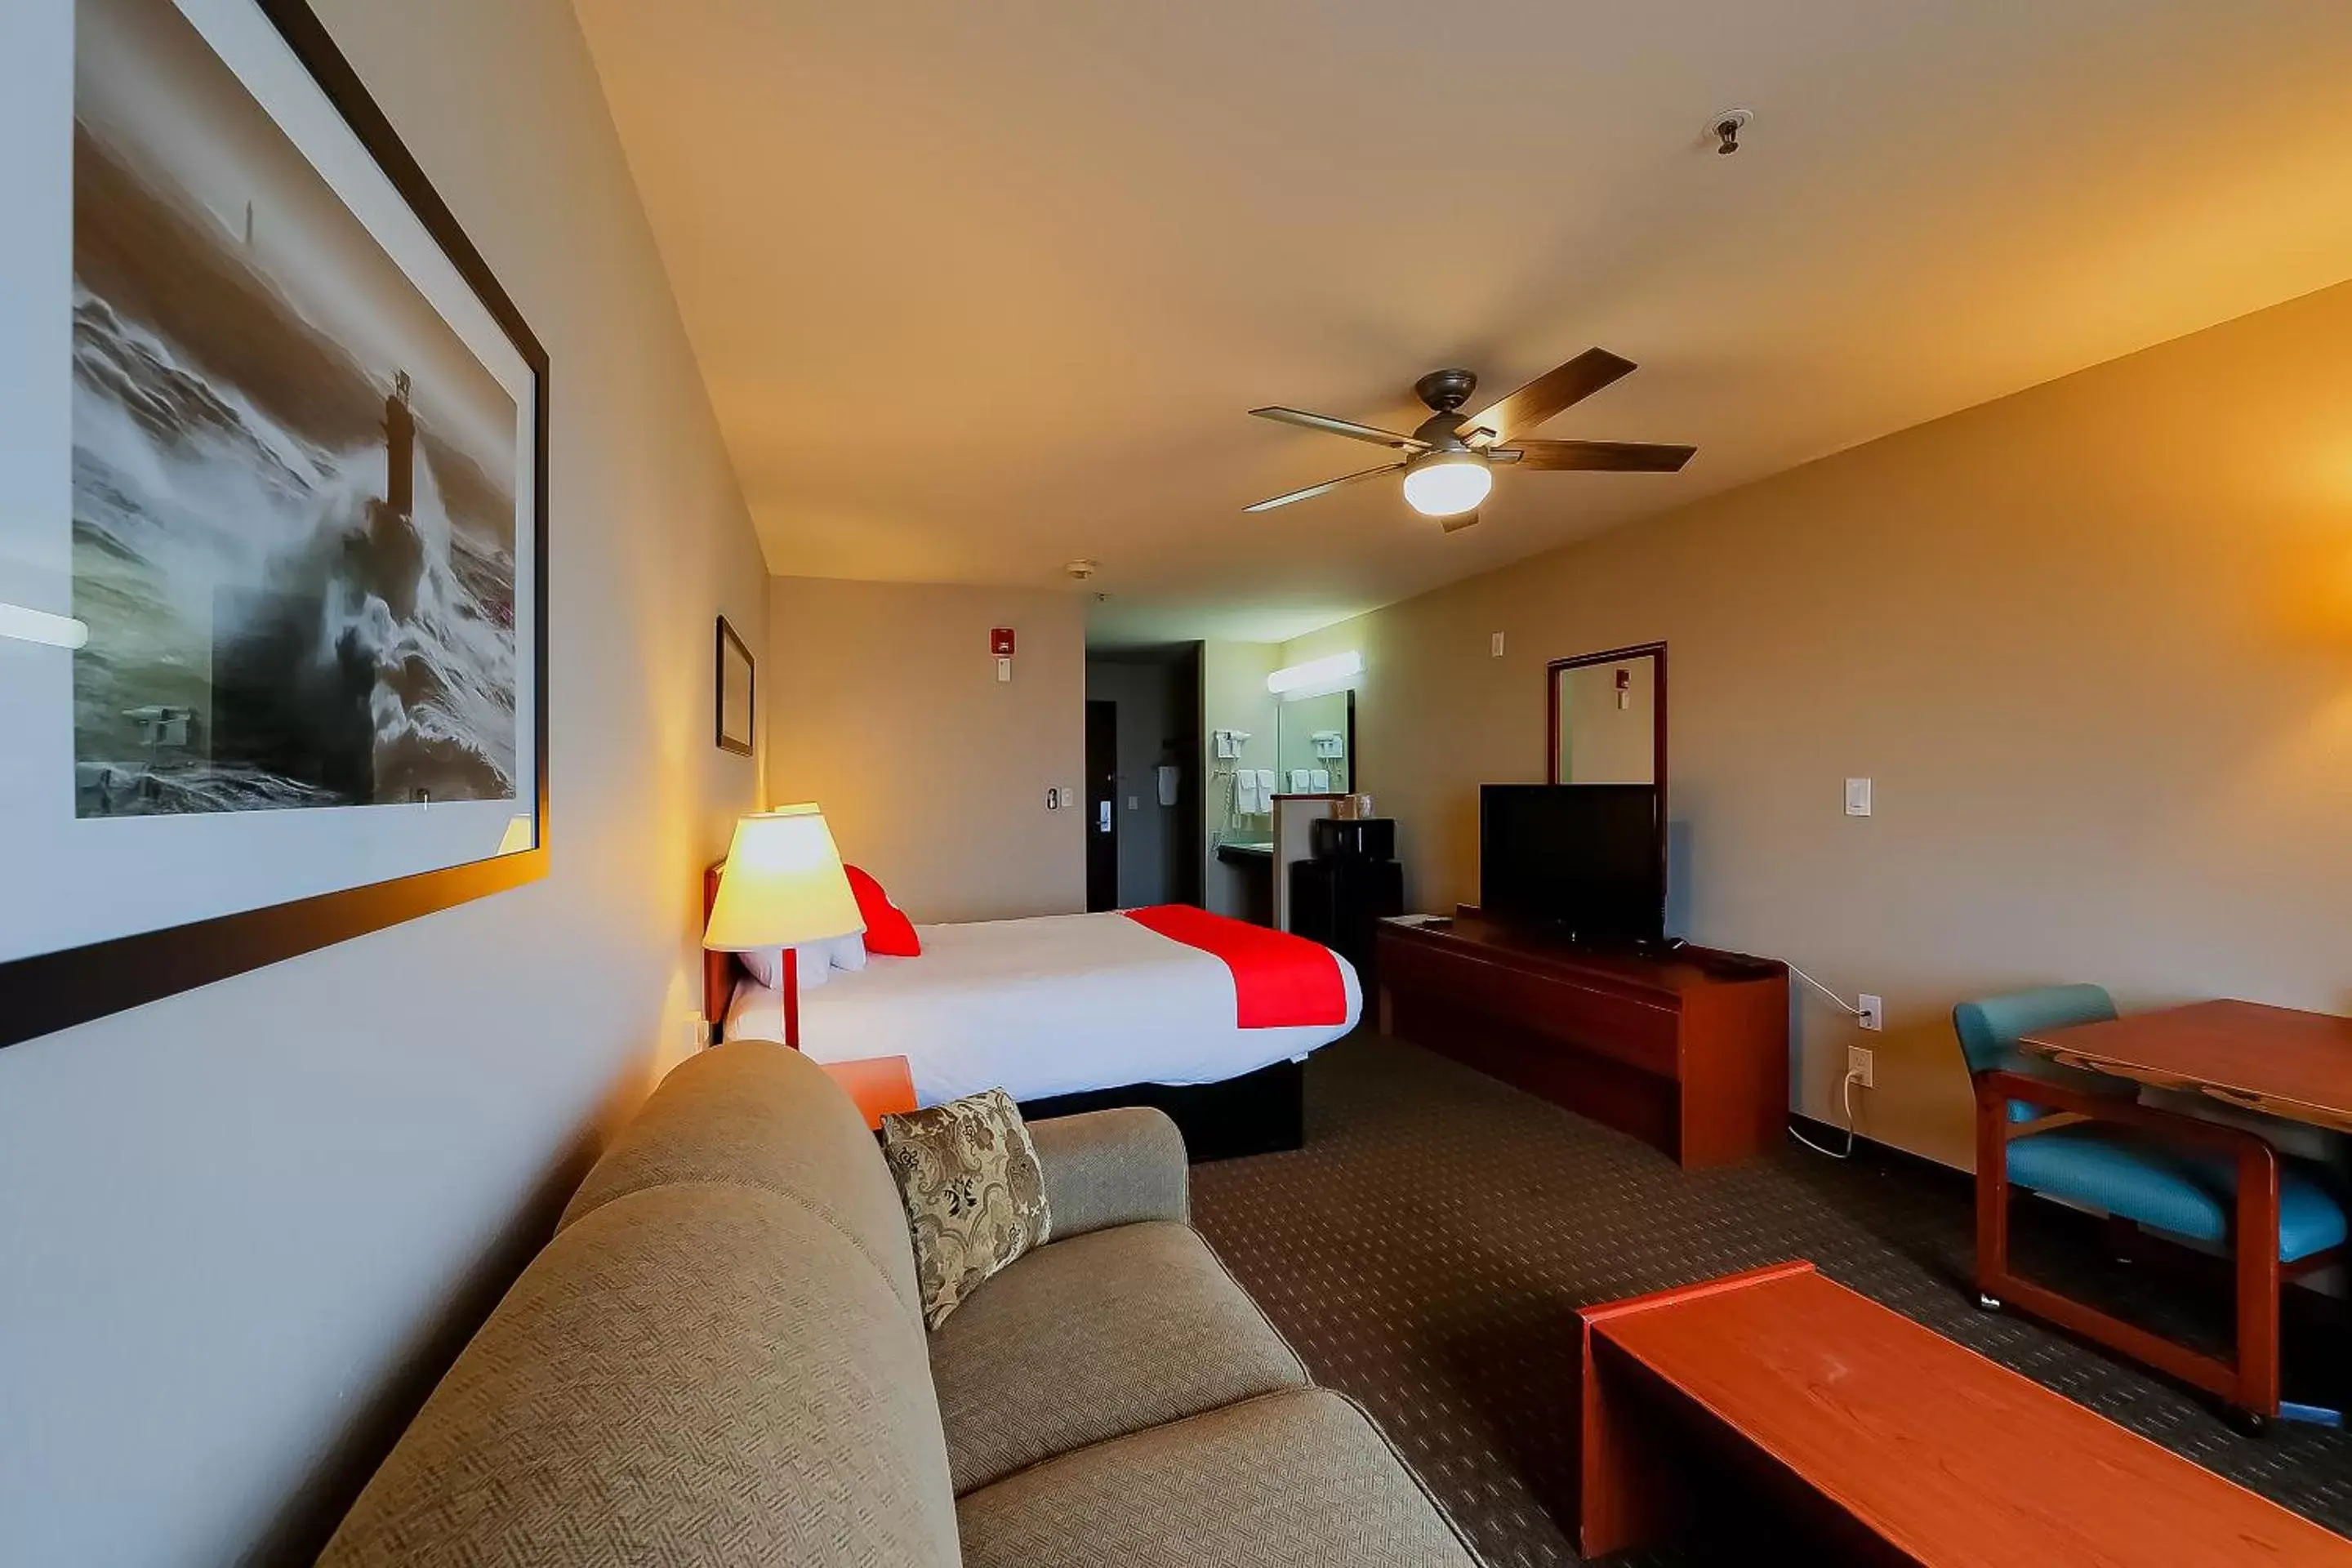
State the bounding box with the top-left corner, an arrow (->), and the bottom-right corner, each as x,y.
1028,1106 -> 1189,1238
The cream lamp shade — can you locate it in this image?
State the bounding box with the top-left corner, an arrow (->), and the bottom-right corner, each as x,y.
704,806 -> 865,951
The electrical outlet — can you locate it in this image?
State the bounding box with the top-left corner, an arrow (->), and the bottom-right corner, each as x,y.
1846,1044 -> 1876,1089
684,1013 -> 712,1054
1857,993 -> 1884,1031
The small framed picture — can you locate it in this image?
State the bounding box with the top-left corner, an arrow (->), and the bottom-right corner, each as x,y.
715,615 -> 755,756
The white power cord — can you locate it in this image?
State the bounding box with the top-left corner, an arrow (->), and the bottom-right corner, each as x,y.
1784,962 -> 1866,1160
1786,962 -> 1866,1020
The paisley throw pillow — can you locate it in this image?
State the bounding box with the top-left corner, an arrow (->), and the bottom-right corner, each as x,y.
881,1088 -> 1051,1328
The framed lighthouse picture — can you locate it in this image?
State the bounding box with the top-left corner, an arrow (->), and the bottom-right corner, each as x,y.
0,0 -> 549,1049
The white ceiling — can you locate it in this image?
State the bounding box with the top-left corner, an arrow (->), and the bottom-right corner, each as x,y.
572,0 -> 2352,645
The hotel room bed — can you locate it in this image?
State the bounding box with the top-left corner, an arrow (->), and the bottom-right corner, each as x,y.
724,908 -> 1362,1107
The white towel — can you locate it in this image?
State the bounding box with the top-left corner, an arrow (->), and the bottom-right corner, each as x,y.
1233,771 -> 1259,815
1256,769 -> 1277,808
1309,768 -> 1330,792
1288,769 -> 1312,794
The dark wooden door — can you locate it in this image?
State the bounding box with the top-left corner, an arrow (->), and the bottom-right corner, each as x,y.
1085,699 -> 1119,911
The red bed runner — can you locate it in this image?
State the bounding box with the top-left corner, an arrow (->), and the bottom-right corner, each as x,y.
1122,905 -> 1348,1029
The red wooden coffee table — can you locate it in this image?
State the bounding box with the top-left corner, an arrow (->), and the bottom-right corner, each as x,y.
1577,1261 -> 2346,1564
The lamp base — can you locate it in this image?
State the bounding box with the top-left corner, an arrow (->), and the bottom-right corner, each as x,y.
783,945 -> 802,1050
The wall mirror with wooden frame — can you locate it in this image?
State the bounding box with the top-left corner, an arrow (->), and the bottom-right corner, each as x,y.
1548,643 -> 1665,791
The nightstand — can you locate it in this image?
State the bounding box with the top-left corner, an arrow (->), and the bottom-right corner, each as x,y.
819,1054 -> 917,1129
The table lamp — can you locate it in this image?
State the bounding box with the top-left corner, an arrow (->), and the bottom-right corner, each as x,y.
704,805 -> 863,1049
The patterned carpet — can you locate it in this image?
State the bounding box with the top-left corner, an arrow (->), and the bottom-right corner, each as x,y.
1188,1031 -> 2352,1566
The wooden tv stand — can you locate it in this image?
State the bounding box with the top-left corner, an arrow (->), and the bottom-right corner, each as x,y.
1375,911 -> 1789,1168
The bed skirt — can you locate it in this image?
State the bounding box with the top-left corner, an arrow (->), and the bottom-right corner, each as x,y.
1018,1057 -> 1303,1163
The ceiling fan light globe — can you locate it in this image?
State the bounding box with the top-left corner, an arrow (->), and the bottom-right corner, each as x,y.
1401,456 -> 1492,518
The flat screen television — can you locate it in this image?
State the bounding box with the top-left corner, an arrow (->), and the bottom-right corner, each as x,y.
1478,783 -> 1664,943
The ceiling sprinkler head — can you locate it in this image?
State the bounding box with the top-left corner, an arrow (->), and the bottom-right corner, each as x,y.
1709,107 -> 1753,156
1064,559 -> 1100,581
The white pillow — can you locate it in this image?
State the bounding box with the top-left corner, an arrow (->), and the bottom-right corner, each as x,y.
825,933 -> 869,972
739,944 -> 831,990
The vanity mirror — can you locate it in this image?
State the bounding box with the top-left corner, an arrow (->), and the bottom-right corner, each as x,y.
1274,688 -> 1356,796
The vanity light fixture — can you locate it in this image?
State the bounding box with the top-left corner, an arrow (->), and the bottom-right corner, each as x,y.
1267,650 -> 1364,700
0,602 -> 90,650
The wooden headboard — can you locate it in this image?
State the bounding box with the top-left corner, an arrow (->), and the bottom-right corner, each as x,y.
702,860 -> 739,1033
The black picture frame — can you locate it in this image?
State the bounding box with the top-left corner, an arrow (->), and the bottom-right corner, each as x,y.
715,615 -> 755,757
0,0 -> 551,1051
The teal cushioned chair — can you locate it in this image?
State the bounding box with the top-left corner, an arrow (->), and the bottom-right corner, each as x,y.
1956,985 -> 2346,1430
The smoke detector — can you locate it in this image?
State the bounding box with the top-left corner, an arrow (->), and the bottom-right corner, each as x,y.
1064,559 -> 1100,581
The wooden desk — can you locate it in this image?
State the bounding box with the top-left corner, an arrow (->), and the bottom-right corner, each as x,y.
1577,1262 -> 2348,1565
2020,999 -> 2352,1135
1377,913 -> 1788,1167
819,1054 -> 917,1130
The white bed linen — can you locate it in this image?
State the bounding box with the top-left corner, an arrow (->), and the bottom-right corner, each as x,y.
724,910 -> 1361,1107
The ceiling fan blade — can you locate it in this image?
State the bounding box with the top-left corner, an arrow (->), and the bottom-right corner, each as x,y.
1242,461 -> 1405,514
1250,407 -> 1430,451
1440,510 -> 1481,534
1456,348 -> 1637,441
1507,439 -> 1695,473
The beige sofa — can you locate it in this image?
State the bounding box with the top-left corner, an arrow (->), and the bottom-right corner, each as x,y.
319,1041 -> 1480,1566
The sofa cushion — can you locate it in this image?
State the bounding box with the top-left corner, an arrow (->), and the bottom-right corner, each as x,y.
319,1182 -> 960,1568
956,1388 -> 1480,1568
559,1040 -> 922,1327
929,1219 -> 1308,1494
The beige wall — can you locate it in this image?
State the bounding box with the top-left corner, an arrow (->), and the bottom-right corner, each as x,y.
1283,278 -> 2352,1170
768,577 -> 1085,923
0,1 -> 768,1561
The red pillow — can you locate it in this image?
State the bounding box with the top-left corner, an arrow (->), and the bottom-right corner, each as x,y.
845,864 -> 921,956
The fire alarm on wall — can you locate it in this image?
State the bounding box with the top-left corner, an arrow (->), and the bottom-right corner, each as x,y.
991,627 -> 1016,657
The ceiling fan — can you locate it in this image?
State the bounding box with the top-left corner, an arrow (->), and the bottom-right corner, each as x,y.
1243,349 -> 1695,532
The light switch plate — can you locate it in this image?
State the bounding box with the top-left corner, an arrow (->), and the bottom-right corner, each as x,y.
1490,631 -> 1505,657
996,656 -> 1012,683
1844,777 -> 1873,817
1857,994 -> 1884,1031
